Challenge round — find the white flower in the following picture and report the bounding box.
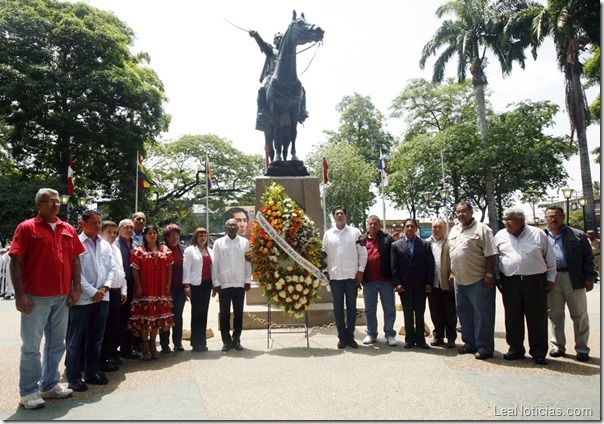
[292,275,299,283]
[313,279,320,288]
[303,288,309,295]
[295,284,303,292]
[286,297,292,303]
[287,285,294,293]
[286,266,293,272]
[279,290,286,298]
[300,297,308,304]
[294,303,301,309]
[275,282,283,290]
[293,294,299,300]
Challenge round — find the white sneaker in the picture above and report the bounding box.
[19,392,45,409]
[387,336,397,346]
[362,335,377,344]
[39,384,73,399]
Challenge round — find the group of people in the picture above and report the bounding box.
[8,189,252,410]
[322,202,597,367]
[6,188,598,410]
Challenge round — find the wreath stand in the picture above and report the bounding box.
[266,301,310,348]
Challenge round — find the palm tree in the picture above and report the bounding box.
[420,0,530,232]
[505,0,599,235]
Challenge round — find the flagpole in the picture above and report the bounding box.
[321,183,328,234]
[381,175,387,233]
[205,152,210,231]
[441,149,446,222]
[135,150,139,213]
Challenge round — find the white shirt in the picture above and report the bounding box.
[322,224,367,280]
[78,232,116,305]
[109,240,127,296]
[211,235,252,289]
[494,224,557,282]
[183,245,214,286]
[431,237,445,288]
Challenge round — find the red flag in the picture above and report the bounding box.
[137,152,155,188]
[322,157,329,185]
[67,156,74,195]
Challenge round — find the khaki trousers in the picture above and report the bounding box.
[547,271,590,354]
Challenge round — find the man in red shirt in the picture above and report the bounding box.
[10,188,85,409]
[362,215,397,346]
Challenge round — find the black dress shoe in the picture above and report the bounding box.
[221,344,232,353]
[446,341,456,348]
[108,357,123,366]
[347,339,359,349]
[417,342,430,349]
[549,349,565,358]
[458,346,477,354]
[161,346,171,354]
[475,351,493,360]
[404,342,415,349]
[174,346,185,352]
[337,340,346,349]
[120,351,141,360]
[192,346,208,352]
[85,372,109,385]
[101,362,119,372]
[533,357,548,365]
[430,338,444,346]
[503,351,525,361]
[232,342,244,351]
[576,352,590,362]
[68,380,88,392]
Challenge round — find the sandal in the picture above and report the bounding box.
[149,340,160,359]
[141,341,152,361]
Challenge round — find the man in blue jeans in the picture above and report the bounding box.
[9,188,85,409]
[448,202,497,360]
[323,206,367,349]
[361,215,397,346]
[65,210,116,392]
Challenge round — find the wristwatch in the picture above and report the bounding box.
[485,273,493,278]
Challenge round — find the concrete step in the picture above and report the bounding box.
[246,284,333,305]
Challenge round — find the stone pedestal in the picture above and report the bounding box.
[217,176,365,330]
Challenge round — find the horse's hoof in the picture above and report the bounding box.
[274,155,283,162]
[291,155,298,161]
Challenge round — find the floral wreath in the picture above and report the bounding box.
[250,183,324,318]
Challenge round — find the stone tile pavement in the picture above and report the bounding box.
[0,284,599,420]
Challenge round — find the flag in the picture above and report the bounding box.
[378,157,388,186]
[67,156,74,195]
[206,155,213,190]
[264,144,270,170]
[322,157,329,185]
[137,152,155,188]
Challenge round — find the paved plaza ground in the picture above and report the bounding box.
[0,284,600,421]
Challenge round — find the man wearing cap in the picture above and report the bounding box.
[544,205,595,362]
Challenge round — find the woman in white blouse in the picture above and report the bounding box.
[183,227,214,352]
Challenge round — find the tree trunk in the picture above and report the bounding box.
[569,70,598,236]
[474,82,499,233]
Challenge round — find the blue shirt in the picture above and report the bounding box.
[404,235,416,257]
[546,227,567,269]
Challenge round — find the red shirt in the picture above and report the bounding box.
[9,215,85,296]
[364,236,384,283]
[168,245,183,290]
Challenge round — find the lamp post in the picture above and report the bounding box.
[578,197,587,229]
[60,194,70,223]
[561,187,574,226]
[422,191,434,218]
[439,188,449,221]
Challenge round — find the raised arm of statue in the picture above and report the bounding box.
[249,30,273,57]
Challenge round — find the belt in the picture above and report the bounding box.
[557,268,569,272]
[109,288,122,292]
[502,273,545,281]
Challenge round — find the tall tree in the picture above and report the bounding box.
[504,0,600,234]
[420,0,530,232]
[145,134,264,232]
[0,0,169,209]
[329,93,394,169]
[307,141,375,229]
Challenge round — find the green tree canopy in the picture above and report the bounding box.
[0,0,169,215]
[144,134,264,233]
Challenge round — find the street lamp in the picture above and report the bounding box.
[78,197,87,207]
[60,194,70,223]
[422,191,434,218]
[561,187,574,225]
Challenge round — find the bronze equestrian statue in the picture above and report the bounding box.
[250,11,324,172]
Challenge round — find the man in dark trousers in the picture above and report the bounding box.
[391,219,435,349]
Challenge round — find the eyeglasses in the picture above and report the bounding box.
[545,214,562,220]
[41,200,61,206]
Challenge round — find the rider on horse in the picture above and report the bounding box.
[249,30,308,132]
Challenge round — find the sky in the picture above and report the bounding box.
[73,0,600,220]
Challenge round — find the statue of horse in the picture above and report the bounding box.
[264,11,324,162]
